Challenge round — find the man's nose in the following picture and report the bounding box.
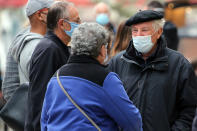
[136,30,143,36]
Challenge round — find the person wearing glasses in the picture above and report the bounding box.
[25,1,81,131]
[41,22,142,131]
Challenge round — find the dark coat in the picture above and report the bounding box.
[108,36,197,131]
[163,21,179,50]
[41,55,142,131]
[25,31,70,131]
[192,109,197,131]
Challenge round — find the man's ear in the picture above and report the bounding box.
[33,11,40,20]
[35,11,44,21]
[59,20,70,31]
[157,28,163,39]
[57,19,65,30]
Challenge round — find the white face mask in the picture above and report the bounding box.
[132,35,154,54]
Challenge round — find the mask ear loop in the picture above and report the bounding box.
[63,19,71,31]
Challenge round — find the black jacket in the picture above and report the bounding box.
[163,21,179,51]
[108,36,197,131]
[192,109,197,131]
[25,31,70,131]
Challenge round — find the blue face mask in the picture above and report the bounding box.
[64,20,79,37]
[96,13,109,25]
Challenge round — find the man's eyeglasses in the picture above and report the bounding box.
[63,18,81,24]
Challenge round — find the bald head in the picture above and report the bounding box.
[94,2,109,15]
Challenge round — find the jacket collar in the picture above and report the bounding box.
[122,36,168,71]
[45,31,69,52]
[68,55,107,67]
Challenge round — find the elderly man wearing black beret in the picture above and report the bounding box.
[108,10,197,131]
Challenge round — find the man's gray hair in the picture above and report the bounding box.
[47,1,72,30]
[71,22,109,58]
[152,18,165,31]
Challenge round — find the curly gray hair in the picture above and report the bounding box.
[71,22,109,58]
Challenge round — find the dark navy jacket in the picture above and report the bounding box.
[41,55,142,131]
[25,31,70,131]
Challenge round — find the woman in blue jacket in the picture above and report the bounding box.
[41,22,142,131]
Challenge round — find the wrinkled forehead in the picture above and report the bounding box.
[132,21,153,29]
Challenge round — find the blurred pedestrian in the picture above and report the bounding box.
[111,20,132,57]
[2,0,54,101]
[108,10,197,131]
[25,1,81,130]
[191,60,197,75]
[94,2,116,34]
[41,22,142,131]
[94,2,116,62]
[147,0,179,50]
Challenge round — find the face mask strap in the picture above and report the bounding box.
[63,19,79,37]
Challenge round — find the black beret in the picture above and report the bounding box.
[125,10,163,26]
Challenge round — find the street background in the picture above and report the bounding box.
[0,0,197,130]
